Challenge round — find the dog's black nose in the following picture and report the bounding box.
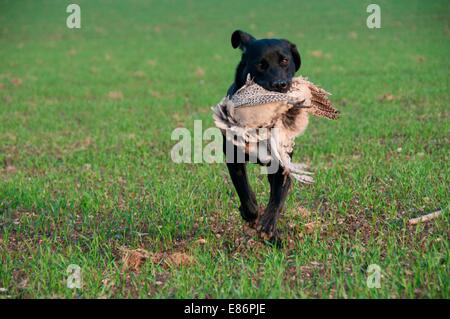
[272,80,289,92]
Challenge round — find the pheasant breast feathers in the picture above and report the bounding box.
[212,75,339,184]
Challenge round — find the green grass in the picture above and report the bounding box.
[0,0,449,298]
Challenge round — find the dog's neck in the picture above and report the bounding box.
[232,60,247,94]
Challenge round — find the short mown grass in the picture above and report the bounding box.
[0,0,448,298]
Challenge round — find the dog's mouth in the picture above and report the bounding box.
[257,80,292,93]
[273,82,291,93]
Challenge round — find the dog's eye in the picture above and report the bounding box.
[280,58,289,66]
[257,61,268,70]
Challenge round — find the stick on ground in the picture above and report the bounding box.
[408,210,442,225]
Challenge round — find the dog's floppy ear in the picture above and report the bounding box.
[231,30,255,50]
[283,40,301,71]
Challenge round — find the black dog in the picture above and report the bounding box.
[224,30,301,243]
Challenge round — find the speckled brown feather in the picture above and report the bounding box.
[212,75,339,184]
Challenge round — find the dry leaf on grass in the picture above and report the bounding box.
[18,279,28,289]
[242,223,258,237]
[348,31,358,39]
[5,165,17,174]
[304,221,321,234]
[3,95,12,104]
[120,247,150,272]
[165,252,194,267]
[310,50,324,58]
[133,70,146,78]
[297,206,311,218]
[67,49,77,56]
[72,137,93,151]
[150,90,162,98]
[108,91,123,100]
[378,93,396,101]
[195,67,205,78]
[414,55,426,63]
[11,78,23,86]
[3,157,16,174]
[195,238,207,245]
[120,247,194,272]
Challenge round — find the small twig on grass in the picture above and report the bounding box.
[408,210,442,225]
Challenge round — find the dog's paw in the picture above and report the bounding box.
[258,229,283,247]
[258,229,274,241]
[256,212,275,234]
[256,220,276,240]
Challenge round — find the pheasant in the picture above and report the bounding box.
[212,75,339,184]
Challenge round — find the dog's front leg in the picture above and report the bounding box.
[223,139,259,224]
[258,165,292,241]
[226,162,259,224]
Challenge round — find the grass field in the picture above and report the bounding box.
[0,0,449,298]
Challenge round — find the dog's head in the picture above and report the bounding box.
[231,30,301,93]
